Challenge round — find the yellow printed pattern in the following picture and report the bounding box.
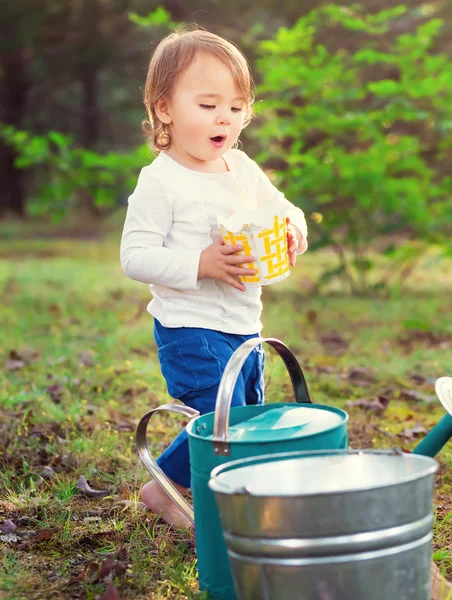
[219,226,261,283]
[220,216,289,284]
[257,215,289,280]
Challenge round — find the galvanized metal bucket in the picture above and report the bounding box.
[137,338,349,599]
[209,449,438,600]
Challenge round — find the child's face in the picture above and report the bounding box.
[161,52,246,170]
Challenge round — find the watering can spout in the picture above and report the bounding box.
[412,378,452,458]
[412,413,452,458]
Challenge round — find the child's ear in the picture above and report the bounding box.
[155,97,172,125]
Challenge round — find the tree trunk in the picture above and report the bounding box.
[81,0,100,150]
[81,63,99,150]
[80,0,101,215]
[0,145,25,216]
[0,51,29,216]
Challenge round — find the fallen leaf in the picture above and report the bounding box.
[47,303,61,316]
[396,388,437,403]
[319,331,349,355]
[80,509,102,517]
[116,421,134,432]
[74,557,126,584]
[97,581,121,600]
[346,395,390,414]
[76,476,109,498]
[83,516,102,523]
[398,329,452,354]
[61,453,79,469]
[306,310,317,325]
[0,501,17,515]
[14,348,40,363]
[117,547,129,563]
[375,426,397,439]
[80,350,95,367]
[97,557,127,580]
[46,383,66,403]
[121,387,147,401]
[410,372,426,385]
[0,533,18,543]
[40,466,55,479]
[73,561,98,583]
[77,530,117,545]
[22,527,58,545]
[347,367,376,386]
[315,364,335,374]
[0,520,17,533]
[4,359,25,371]
[131,347,148,356]
[112,500,147,512]
[399,422,428,440]
[398,388,423,401]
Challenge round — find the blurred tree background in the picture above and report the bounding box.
[0,0,451,290]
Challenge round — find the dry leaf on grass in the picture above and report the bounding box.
[346,395,390,414]
[97,581,122,600]
[4,359,25,371]
[400,422,428,440]
[347,366,377,386]
[0,520,17,533]
[76,476,109,498]
[21,527,58,545]
[73,557,127,584]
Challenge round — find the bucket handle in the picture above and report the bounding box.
[136,404,199,525]
[212,336,311,456]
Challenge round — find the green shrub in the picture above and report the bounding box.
[254,5,452,292]
[0,126,151,220]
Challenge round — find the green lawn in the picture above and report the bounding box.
[1,229,452,599]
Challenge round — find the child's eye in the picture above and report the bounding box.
[200,104,215,109]
[231,107,242,113]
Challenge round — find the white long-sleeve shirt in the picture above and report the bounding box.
[120,149,308,334]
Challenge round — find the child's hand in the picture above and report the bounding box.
[286,217,306,267]
[198,239,256,292]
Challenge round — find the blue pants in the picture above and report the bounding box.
[154,319,265,488]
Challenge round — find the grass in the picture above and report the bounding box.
[0,220,452,598]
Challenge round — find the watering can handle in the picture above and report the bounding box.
[136,404,199,525]
[213,336,311,456]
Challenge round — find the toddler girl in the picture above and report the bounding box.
[120,28,308,527]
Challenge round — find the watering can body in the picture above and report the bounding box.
[187,402,348,598]
[137,337,348,599]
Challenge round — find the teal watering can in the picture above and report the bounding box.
[136,338,452,600]
[136,338,348,599]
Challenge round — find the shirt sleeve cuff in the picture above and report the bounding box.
[177,248,203,290]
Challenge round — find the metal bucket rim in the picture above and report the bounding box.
[186,402,349,442]
[209,448,438,497]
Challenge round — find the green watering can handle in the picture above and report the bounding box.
[213,336,311,457]
[136,404,199,524]
[412,377,452,458]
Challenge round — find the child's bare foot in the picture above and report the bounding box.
[141,479,191,528]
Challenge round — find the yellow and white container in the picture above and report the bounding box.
[219,208,289,287]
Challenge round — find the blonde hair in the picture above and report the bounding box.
[142,28,255,153]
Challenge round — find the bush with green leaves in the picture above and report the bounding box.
[0,126,151,220]
[254,4,452,292]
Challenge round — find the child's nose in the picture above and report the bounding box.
[216,112,231,126]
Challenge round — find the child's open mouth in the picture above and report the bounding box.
[210,135,226,148]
